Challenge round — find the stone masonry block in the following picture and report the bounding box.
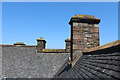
[73,22,79,27]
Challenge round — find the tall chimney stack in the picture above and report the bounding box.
[69,14,100,61]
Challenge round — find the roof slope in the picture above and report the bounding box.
[2,46,69,78]
[56,40,120,79]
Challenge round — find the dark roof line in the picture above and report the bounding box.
[0,44,36,47]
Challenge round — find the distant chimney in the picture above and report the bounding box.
[14,42,25,46]
[36,37,46,50]
[65,38,71,52]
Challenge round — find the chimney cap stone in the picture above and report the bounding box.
[69,14,100,25]
[65,38,71,42]
[37,37,46,43]
[14,42,25,45]
[72,14,100,20]
[37,37,44,40]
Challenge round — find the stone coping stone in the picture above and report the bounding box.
[41,49,69,53]
[72,14,100,20]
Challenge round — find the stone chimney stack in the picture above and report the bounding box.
[65,38,71,52]
[69,14,100,54]
[36,37,46,50]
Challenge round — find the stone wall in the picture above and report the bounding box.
[2,46,69,78]
[73,23,99,49]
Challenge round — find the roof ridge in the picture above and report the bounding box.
[0,44,36,47]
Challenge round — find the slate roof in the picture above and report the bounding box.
[1,45,69,78]
[55,40,120,79]
[1,40,120,79]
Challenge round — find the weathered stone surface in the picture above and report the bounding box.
[94,24,99,27]
[78,23,89,27]
[85,34,92,38]
[69,14,100,55]
[65,38,71,52]
[72,14,100,20]
[73,22,79,27]
[84,40,120,53]
[36,37,46,50]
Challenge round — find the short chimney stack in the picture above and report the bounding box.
[65,38,71,52]
[36,37,46,50]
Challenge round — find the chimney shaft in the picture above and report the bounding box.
[69,14,100,61]
[36,37,46,50]
[65,38,71,52]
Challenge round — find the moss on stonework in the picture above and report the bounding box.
[37,37,44,40]
[41,49,67,53]
[14,42,25,45]
[72,14,100,20]
[65,38,71,42]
